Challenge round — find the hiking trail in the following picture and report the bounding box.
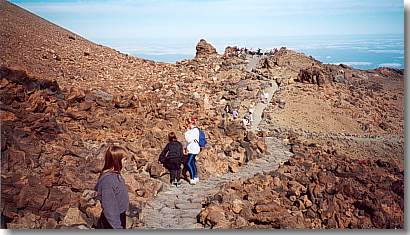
[141,55,292,229]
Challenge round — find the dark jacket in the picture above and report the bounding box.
[95,172,129,229]
[159,140,183,163]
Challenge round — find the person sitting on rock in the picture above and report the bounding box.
[159,132,184,187]
[184,119,201,185]
[95,145,129,229]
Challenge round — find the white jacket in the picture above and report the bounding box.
[185,127,200,154]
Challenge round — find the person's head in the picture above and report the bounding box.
[186,117,197,129]
[187,122,196,130]
[102,145,128,174]
[168,132,177,142]
[190,116,197,125]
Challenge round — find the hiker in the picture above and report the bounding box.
[184,119,201,184]
[264,92,269,103]
[159,132,184,187]
[260,91,265,103]
[232,109,239,120]
[248,108,254,127]
[224,104,231,116]
[95,145,129,229]
[248,104,254,116]
[221,104,230,129]
[242,114,250,128]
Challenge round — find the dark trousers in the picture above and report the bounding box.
[97,211,126,229]
[164,158,181,183]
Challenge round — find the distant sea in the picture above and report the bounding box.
[97,34,404,70]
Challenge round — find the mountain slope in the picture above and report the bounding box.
[0,0,167,95]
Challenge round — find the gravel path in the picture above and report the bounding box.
[141,137,292,229]
[250,83,278,132]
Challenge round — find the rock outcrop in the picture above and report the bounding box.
[195,39,218,58]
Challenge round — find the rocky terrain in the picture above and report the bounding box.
[0,0,404,229]
[198,134,404,229]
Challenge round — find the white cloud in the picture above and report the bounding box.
[368,49,404,54]
[331,61,372,66]
[378,63,402,68]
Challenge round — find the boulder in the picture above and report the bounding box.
[223,46,238,58]
[16,184,49,211]
[6,213,41,229]
[61,207,88,227]
[195,39,217,58]
[148,162,167,178]
[231,199,244,214]
[85,201,102,227]
[256,140,267,153]
[204,207,227,227]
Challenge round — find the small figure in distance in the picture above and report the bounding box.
[264,91,269,104]
[159,132,184,187]
[248,106,254,127]
[232,109,239,120]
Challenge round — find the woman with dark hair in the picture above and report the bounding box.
[159,132,183,187]
[95,145,129,229]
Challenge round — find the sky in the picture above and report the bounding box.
[10,0,404,41]
[9,0,405,67]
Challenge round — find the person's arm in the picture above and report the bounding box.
[99,176,123,229]
[159,144,169,163]
[178,142,184,160]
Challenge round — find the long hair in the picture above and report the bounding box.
[101,145,127,175]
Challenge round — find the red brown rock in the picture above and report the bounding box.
[195,39,218,59]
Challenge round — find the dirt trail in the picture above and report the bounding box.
[141,137,292,229]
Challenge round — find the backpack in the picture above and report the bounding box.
[196,128,207,148]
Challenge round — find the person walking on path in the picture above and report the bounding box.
[248,105,254,127]
[242,113,250,129]
[224,103,231,123]
[224,104,231,115]
[263,91,269,104]
[95,145,129,229]
[159,132,184,187]
[184,119,201,185]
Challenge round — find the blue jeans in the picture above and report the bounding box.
[187,153,198,179]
